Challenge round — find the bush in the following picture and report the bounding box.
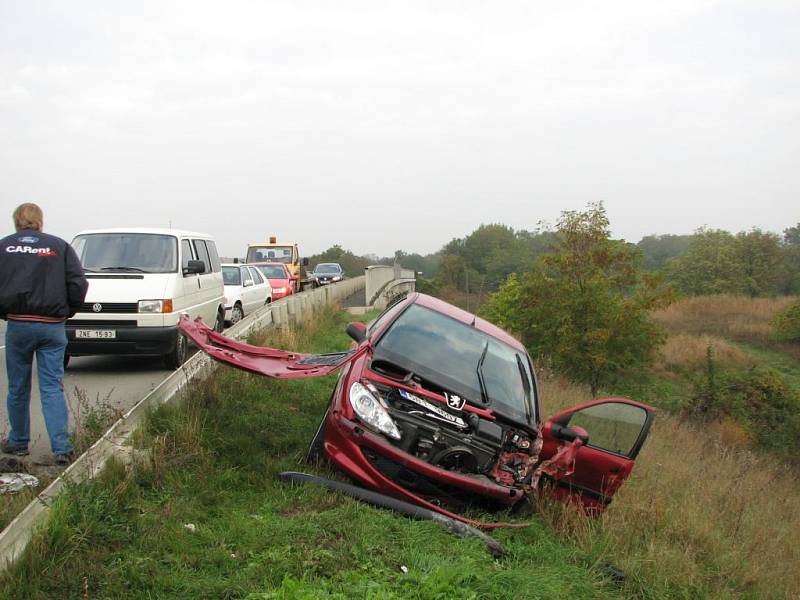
[691,357,800,455]
[771,300,800,343]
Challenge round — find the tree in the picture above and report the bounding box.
[735,229,783,297]
[307,245,369,277]
[480,202,672,396]
[636,234,693,271]
[664,229,741,295]
[782,223,800,294]
[665,228,784,297]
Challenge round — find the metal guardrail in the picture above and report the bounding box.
[0,275,367,571]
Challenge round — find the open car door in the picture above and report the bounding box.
[178,315,362,378]
[539,398,655,513]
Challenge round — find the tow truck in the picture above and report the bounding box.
[245,236,312,293]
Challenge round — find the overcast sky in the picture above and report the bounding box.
[1,0,797,258]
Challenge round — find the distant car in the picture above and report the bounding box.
[180,293,655,527]
[221,263,272,325]
[250,262,294,300]
[311,263,345,286]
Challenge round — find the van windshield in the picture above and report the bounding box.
[72,233,178,274]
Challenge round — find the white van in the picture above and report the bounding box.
[66,228,225,369]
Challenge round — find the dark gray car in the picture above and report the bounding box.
[311,263,345,286]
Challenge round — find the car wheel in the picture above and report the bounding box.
[63,354,71,370]
[230,303,244,324]
[305,407,330,465]
[214,309,225,333]
[163,332,188,369]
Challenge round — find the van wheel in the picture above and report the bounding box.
[214,310,225,333]
[163,332,187,369]
[230,303,244,324]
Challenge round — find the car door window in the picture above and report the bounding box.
[193,240,212,274]
[181,239,195,272]
[249,267,265,285]
[565,402,649,457]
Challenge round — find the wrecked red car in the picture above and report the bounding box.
[179,293,654,528]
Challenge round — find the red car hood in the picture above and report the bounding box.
[178,315,361,378]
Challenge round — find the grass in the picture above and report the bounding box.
[3,301,799,598]
[0,387,125,532]
[1,306,623,600]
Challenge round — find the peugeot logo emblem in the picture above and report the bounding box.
[92,303,103,313]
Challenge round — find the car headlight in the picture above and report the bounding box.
[138,299,173,313]
[332,276,342,281]
[349,382,401,440]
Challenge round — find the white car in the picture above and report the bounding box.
[67,228,226,369]
[222,263,272,325]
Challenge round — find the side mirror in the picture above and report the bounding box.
[302,257,309,266]
[243,279,254,287]
[184,260,205,275]
[550,423,589,445]
[346,322,367,343]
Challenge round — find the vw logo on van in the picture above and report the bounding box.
[92,303,103,313]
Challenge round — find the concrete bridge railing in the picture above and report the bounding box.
[365,264,416,308]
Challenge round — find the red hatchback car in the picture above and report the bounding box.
[179,293,654,527]
[250,262,294,300]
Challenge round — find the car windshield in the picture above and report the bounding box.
[247,246,293,264]
[72,233,177,273]
[315,264,341,274]
[222,266,242,286]
[373,304,535,423]
[255,265,286,279]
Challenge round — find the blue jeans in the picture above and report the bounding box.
[5,320,72,455]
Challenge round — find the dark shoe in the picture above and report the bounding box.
[54,451,74,466]
[1,438,29,456]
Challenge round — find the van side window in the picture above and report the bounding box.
[181,239,194,272]
[193,240,212,274]
[206,241,222,272]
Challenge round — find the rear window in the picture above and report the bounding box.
[222,266,241,285]
[72,233,178,274]
[255,265,286,279]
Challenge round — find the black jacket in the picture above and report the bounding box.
[0,229,88,319]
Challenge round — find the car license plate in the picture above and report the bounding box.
[75,329,116,339]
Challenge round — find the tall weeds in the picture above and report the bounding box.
[539,371,800,599]
[652,295,797,344]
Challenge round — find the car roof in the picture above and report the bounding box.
[316,263,341,268]
[74,227,214,239]
[412,293,526,352]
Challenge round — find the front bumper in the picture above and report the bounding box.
[322,410,523,512]
[65,322,178,356]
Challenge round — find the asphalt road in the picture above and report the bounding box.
[0,320,176,464]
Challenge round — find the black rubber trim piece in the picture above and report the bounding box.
[277,471,504,558]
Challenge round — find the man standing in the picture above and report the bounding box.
[0,203,87,465]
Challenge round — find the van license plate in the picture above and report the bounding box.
[75,329,116,339]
